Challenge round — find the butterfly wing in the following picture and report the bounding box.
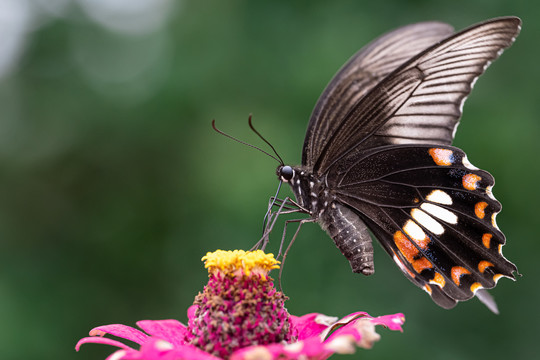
[310,17,521,174]
[331,145,516,308]
[303,21,455,168]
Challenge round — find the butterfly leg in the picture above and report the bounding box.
[252,197,307,251]
[278,217,316,289]
[255,196,310,251]
[269,196,308,213]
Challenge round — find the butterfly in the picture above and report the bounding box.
[274,17,520,311]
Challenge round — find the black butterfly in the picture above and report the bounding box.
[274,17,520,311]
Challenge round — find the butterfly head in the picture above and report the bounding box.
[277,165,294,183]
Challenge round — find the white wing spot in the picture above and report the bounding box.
[393,254,409,274]
[451,121,461,139]
[420,203,458,224]
[426,189,453,205]
[462,155,479,170]
[486,185,496,200]
[458,96,467,114]
[491,212,500,230]
[403,219,427,242]
[470,76,479,90]
[411,208,444,235]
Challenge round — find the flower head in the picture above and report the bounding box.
[76,249,405,360]
[186,249,292,357]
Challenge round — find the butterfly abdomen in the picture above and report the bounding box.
[320,202,374,275]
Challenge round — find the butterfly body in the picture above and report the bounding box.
[275,17,520,310]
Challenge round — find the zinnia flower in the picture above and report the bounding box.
[76,249,405,359]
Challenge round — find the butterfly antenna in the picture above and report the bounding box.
[212,119,282,164]
[248,114,284,165]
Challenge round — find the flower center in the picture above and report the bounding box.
[185,250,294,359]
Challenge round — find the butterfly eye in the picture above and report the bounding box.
[279,165,294,182]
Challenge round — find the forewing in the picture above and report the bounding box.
[332,145,516,308]
[314,17,521,174]
[303,21,455,168]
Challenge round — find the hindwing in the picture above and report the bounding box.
[331,145,516,308]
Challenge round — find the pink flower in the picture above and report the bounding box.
[76,250,405,360]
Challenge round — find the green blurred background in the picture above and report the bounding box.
[0,0,537,359]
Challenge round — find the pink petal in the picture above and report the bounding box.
[318,312,368,341]
[167,345,222,360]
[105,349,143,360]
[138,338,175,360]
[371,313,405,331]
[289,336,328,358]
[290,313,337,340]
[90,324,149,345]
[136,320,188,347]
[333,311,370,324]
[139,338,222,360]
[75,336,135,352]
[323,312,405,351]
[317,320,380,357]
[324,318,379,348]
[323,312,405,341]
[231,337,328,360]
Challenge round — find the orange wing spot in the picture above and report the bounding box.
[498,244,503,254]
[475,202,488,219]
[463,173,482,191]
[430,272,446,288]
[451,266,471,286]
[394,231,419,262]
[412,257,433,273]
[394,231,433,274]
[429,148,453,166]
[470,282,483,293]
[482,233,492,249]
[478,260,494,273]
[424,284,433,295]
[493,274,504,283]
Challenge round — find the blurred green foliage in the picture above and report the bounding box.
[0,1,538,359]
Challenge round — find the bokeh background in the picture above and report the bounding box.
[0,1,538,359]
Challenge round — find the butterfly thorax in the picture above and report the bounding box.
[277,164,375,275]
[278,165,332,219]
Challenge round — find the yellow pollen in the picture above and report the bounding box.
[202,249,280,277]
